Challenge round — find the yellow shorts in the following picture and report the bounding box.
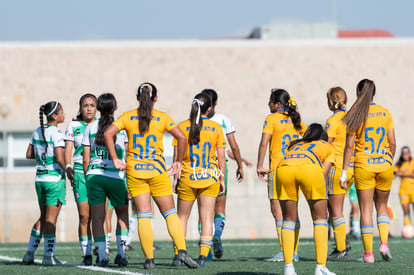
[354,166,393,191]
[267,170,278,200]
[276,164,326,201]
[399,190,414,204]
[127,172,172,198]
[177,179,220,201]
[327,166,355,195]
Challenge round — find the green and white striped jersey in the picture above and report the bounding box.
[82,120,128,180]
[30,125,65,182]
[64,120,88,172]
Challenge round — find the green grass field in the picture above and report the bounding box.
[0,237,413,274]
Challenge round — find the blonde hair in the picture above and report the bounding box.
[327,87,347,112]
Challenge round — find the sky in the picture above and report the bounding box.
[0,0,413,41]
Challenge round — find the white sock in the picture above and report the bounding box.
[126,216,137,245]
[106,233,112,251]
[116,234,128,258]
[44,235,56,257]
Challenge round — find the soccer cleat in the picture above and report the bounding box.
[22,251,34,265]
[81,255,93,266]
[178,250,199,268]
[96,259,109,267]
[284,263,297,275]
[327,249,348,261]
[144,258,155,269]
[315,264,336,275]
[197,255,207,267]
[114,254,128,267]
[153,245,161,251]
[264,251,284,262]
[42,256,62,266]
[171,254,182,266]
[346,239,352,252]
[379,242,392,262]
[357,253,375,263]
[293,253,300,262]
[213,235,223,259]
[125,244,135,251]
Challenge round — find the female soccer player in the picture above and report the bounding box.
[394,146,414,229]
[173,93,226,267]
[341,79,396,263]
[325,87,353,260]
[104,82,199,269]
[277,123,336,275]
[22,101,66,266]
[257,89,306,262]
[82,93,129,267]
[64,93,97,265]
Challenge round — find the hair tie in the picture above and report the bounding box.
[46,101,59,117]
[192,98,204,125]
[288,97,297,107]
[139,84,153,98]
[334,102,339,109]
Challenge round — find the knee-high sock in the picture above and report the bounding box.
[214,213,226,238]
[137,211,154,259]
[352,218,360,234]
[44,234,56,257]
[105,232,112,251]
[163,208,187,251]
[313,219,328,268]
[94,235,107,261]
[360,225,374,253]
[116,229,128,258]
[27,228,43,253]
[332,216,346,251]
[276,220,283,252]
[79,234,92,256]
[404,215,411,226]
[377,214,390,243]
[126,214,137,246]
[200,236,213,257]
[294,220,300,254]
[281,220,295,264]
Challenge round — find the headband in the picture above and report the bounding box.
[46,101,59,117]
[139,84,153,98]
[192,98,204,125]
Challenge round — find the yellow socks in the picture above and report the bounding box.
[377,214,390,243]
[163,208,187,251]
[276,220,284,252]
[313,219,328,268]
[294,220,300,254]
[361,225,374,253]
[404,215,411,226]
[281,220,295,264]
[200,236,213,257]
[137,211,154,259]
[332,216,346,252]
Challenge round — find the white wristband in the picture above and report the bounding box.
[65,164,72,170]
[340,170,347,182]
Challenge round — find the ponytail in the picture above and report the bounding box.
[95,93,117,146]
[137,82,157,134]
[288,123,326,149]
[270,89,302,131]
[189,93,212,145]
[327,87,347,112]
[343,79,376,133]
[39,101,61,154]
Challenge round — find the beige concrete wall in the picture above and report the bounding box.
[0,39,413,242]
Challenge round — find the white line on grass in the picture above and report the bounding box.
[0,255,146,275]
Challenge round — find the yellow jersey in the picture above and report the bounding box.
[173,118,227,188]
[113,108,177,179]
[279,140,335,168]
[394,160,414,191]
[262,111,307,170]
[349,103,394,172]
[326,110,346,168]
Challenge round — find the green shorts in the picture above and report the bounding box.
[86,174,128,207]
[348,183,358,204]
[35,179,66,206]
[73,170,88,203]
[218,162,228,197]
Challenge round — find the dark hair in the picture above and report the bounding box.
[137,82,157,134]
[288,123,326,149]
[188,93,212,145]
[201,89,218,106]
[95,93,117,146]
[270,89,302,131]
[75,93,97,121]
[343,79,376,133]
[396,146,412,168]
[39,101,61,153]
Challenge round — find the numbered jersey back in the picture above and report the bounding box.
[262,111,307,170]
[279,140,335,168]
[353,103,394,172]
